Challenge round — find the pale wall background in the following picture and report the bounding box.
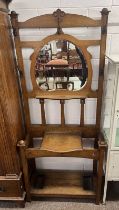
[9,0,119,170]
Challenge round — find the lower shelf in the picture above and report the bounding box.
[30,170,96,198]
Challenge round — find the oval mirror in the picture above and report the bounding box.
[35,40,88,91]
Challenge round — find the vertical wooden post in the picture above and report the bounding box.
[10,11,31,132]
[93,138,98,175]
[60,99,65,126]
[80,99,85,126]
[96,8,110,128]
[39,99,46,125]
[17,140,31,202]
[96,140,106,204]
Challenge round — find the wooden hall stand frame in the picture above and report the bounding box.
[10,8,109,205]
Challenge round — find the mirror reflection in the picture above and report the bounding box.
[35,40,88,91]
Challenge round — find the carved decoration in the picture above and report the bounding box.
[53,9,65,34]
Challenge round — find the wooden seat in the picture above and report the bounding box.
[41,132,82,153]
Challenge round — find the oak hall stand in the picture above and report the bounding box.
[10,8,109,204]
[102,55,119,203]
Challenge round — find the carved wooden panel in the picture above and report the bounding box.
[0,11,24,176]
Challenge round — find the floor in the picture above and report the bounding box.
[0,181,119,209]
[0,200,119,210]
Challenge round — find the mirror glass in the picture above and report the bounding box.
[35,40,88,91]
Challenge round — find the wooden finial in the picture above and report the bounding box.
[10,10,18,18]
[10,11,19,36]
[101,8,110,15]
[18,140,25,146]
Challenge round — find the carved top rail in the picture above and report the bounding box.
[17,10,101,29]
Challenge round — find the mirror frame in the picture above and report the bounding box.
[30,33,93,98]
